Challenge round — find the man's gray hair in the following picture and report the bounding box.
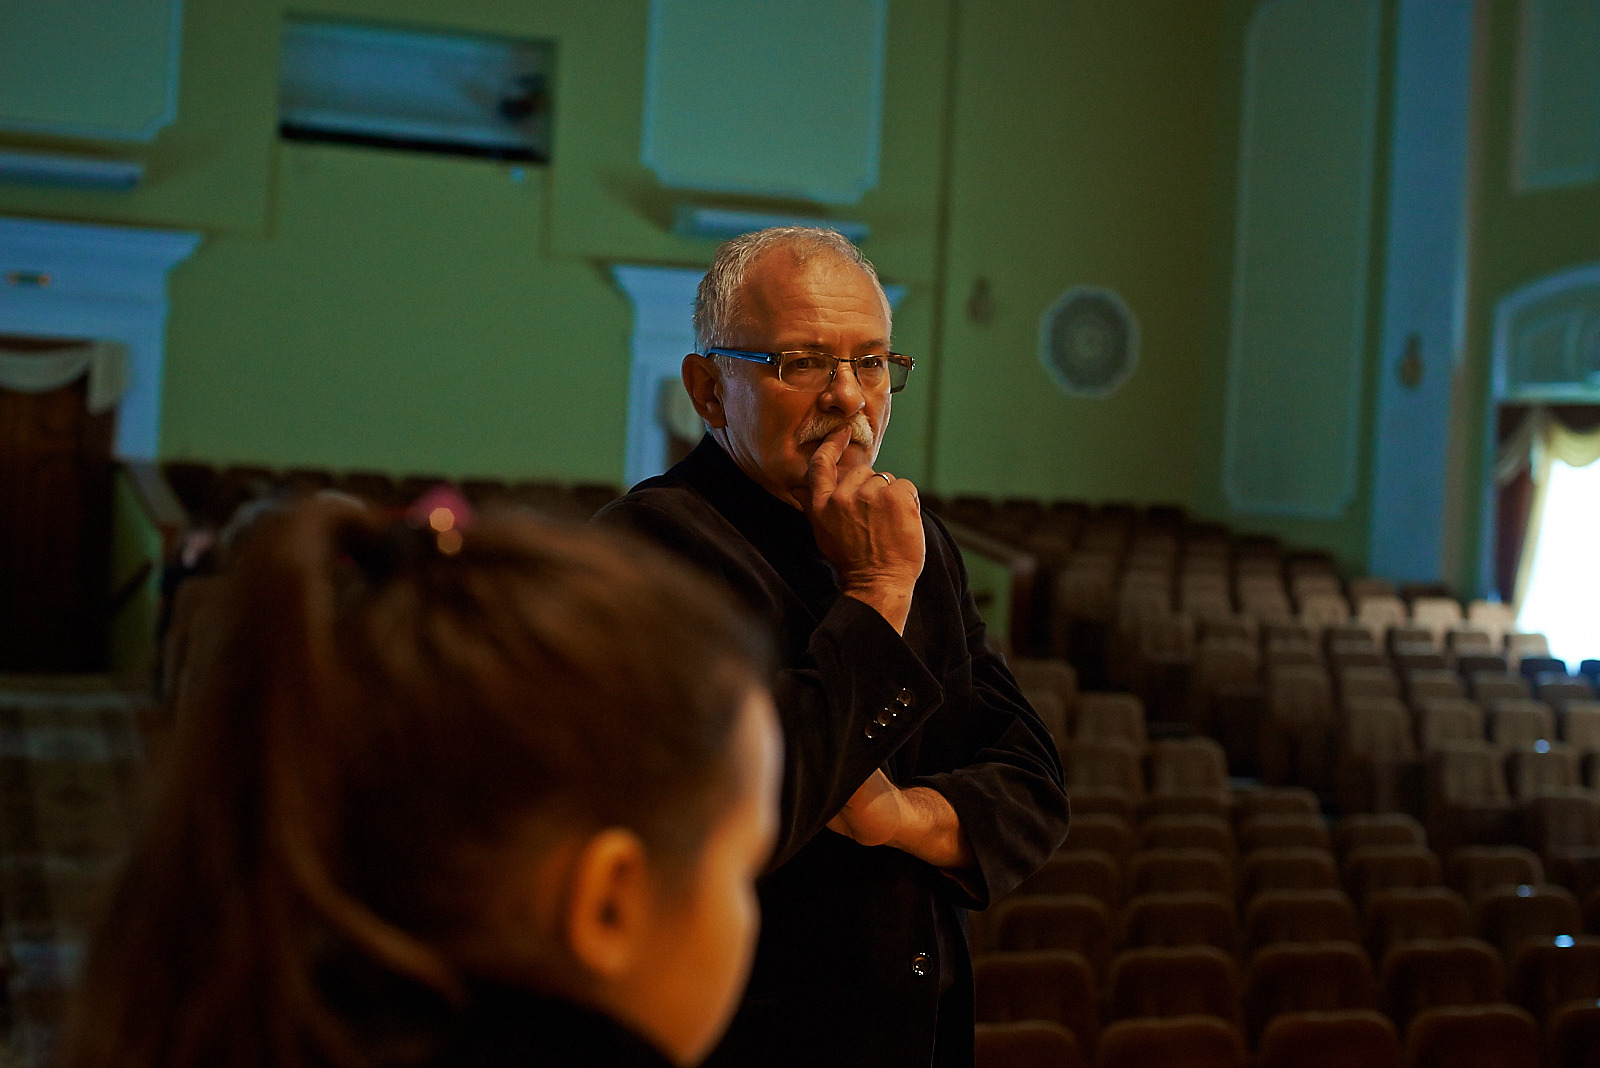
[693,227,891,354]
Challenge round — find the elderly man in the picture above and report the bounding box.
[597,227,1069,1068]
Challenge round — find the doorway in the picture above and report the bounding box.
[0,336,116,674]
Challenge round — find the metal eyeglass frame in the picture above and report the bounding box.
[701,347,915,394]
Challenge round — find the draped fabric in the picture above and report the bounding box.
[0,340,130,413]
[1498,405,1600,608]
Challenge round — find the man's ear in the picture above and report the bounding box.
[682,354,727,429]
[564,828,652,980]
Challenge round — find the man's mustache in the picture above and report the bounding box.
[796,414,875,449]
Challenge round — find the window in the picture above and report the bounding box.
[1516,455,1600,665]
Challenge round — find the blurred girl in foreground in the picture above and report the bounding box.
[60,496,781,1068]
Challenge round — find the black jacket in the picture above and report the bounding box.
[426,982,673,1067]
[596,437,1071,1068]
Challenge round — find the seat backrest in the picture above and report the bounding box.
[1343,845,1442,904]
[974,949,1099,1052]
[1547,1000,1600,1068]
[1094,1015,1247,1068]
[1563,701,1600,750]
[1339,666,1401,701]
[1240,848,1341,900]
[1505,631,1551,662]
[1505,745,1583,800]
[973,1020,1085,1068]
[1377,938,1504,1031]
[1467,600,1516,643]
[1403,1004,1541,1068]
[1521,794,1600,853]
[1244,889,1361,955]
[989,894,1114,976]
[1193,639,1261,696]
[1013,850,1121,910]
[1063,813,1135,865]
[1446,627,1496,655]
[1488,699,1556,747]
[1244,941,1377,1043]
[1239,814,1332,853]
[1300,594,1352,633]
[1405,669,1466,703]
[1010,657,1081,717]
[1066,740,1146,797]
[1139,815,1235,860]
[1415,698,1485,750]
[1340,698,1416,761]
[1469,671,1531,704]
[1507,935,1600,1024]
[1411,597,1464,642]
[1105,945,1242,1024]
[1334,814,1427,856]
[1426,743,1509,807]
[1362,887,1471,962]
[1537,680,1597,711]
[1258,1009,1401,1068]
[1120,891,1239,955]
[1267,666,1335,725]
[1355,596,1408,636]
[1474,884,1582,960]
[1129,848,1235,899]
[1234,787,1322,823]
[1149,738,1230,796]
[1445,846,1545,901]
[1075,692,1147,748]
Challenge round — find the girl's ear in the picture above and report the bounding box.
[681,354,726,429]
[563,828,653,979]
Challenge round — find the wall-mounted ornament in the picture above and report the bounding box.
[1398,333,1424,388]
[1037,286,1139,397]
[965,277,994,325]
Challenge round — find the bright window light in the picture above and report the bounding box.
[1516,457,1600,668]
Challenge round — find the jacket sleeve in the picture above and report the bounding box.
[903,518,1071,911]
[595,493,946,871]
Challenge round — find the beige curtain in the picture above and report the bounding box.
[1512,407,1600,608]
[0,340,130,413]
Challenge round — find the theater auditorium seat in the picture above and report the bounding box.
[1234,787,1321,823]
[1062,813,1135,867]
[1119,891,1238,955]
[1403,1004,1541,1068]
[1377,937,1503,1031]
[974,949,1099,1053]
[1334,814,1427,856]
[1445,846,1545,901]
[1244,890,1361,955]
[1474,884,1583,960]
[1240,848,1341,900]
[1238,814,1331,854]
[1243,941,1376,1043]
[1256,1010,1401,1068]
[1129,848,1235,899]
[1414,698,1485,750]
[1362,887,1471,963]
[1074,692,1148,750]
[1013,849,1121,909]
[974,1020,1085,1068]
[1342,845,1441,906]
[1105,946,1242,1025]
[1139,815,1236,861]
[1547,999,1600,1068]
[1094,1015,1247,1068]
[1506,934,1600,1024]
[988,894,1114,976]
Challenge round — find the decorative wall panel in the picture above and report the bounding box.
[1223,0,1382,517]
[1513,0,1600,192]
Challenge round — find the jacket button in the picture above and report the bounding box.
[911,953,932,978]
[864,723,880,740]
[875,710,893,727]
[896,688,915,708]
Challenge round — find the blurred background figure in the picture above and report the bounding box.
[57,498,781,1068]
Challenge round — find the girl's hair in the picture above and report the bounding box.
[60,497,769,1068]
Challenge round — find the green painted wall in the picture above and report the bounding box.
[1448,0,1600,595]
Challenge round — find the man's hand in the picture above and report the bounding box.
[828,770,975,870]
[796,427,925,634]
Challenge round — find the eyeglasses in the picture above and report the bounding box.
[703,348,915,394]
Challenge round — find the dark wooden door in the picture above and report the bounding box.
[0,342,115,673]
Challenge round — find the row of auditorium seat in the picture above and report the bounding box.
[972,800,1600,1067]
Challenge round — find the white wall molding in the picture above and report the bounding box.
[0,216,200,458]
[612,265,704,488]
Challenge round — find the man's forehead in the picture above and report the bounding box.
[738,251,891,342]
